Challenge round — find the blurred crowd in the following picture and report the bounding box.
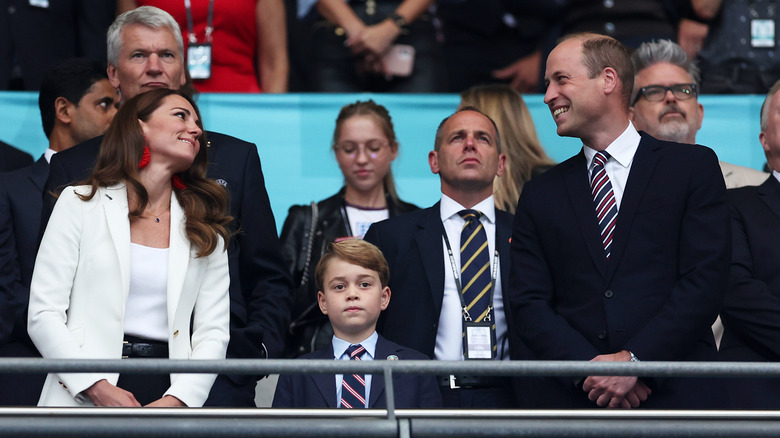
[1,0,778,94]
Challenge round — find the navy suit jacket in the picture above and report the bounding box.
[363,203,520,361]
[0,140,33,172]
[510,134,731,409]
[721,176,780,409]
[0,156,48,405]
[272,335,442,408]
[41,132,293,392]
[0,157,48,345]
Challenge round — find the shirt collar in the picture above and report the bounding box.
[583,121,640,170]
[44,148,57,164]
[440,193,496,224]
[332,331,378,360]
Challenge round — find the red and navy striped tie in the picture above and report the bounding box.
[590,151,618,259]
[340,344,367,408]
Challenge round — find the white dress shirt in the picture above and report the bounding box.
[582,121,641,209]
[332,331,377,408]
[435,194,509,361]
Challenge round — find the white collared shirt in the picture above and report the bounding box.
[435,194,509,361]
[772,169,780,184]
[333,331,377,408]
[44,148,56,164]
[582,121,641,209]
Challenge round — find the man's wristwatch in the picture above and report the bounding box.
[629,351,640,362]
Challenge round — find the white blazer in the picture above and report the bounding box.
[28,184,230,407]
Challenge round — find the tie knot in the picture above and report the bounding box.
[458,209,482,223]
[347,344,366,360]
[593,151,611,167]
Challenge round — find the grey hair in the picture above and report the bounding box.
[107,6,184,67]
[761,80,780,131]
[631,39,700,102]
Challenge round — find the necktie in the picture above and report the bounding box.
[590,151,618,259]
[340,344,367,409]
[458,210,492,322]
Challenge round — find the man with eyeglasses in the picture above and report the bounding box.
[629,39,768,188]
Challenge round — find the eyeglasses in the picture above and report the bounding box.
[633,83,698,105]
[335,140,389,158]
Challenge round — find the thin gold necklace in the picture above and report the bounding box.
[147,205,170,223]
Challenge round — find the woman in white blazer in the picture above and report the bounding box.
[28,88,232,407]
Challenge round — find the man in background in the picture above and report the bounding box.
[721,80,780,409]
[629,39,768,188]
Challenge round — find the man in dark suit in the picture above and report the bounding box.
[41,7,293,407]
[721,79,780,409]
[364,107,521,408]
[0,140,33,172]
[509,34,730,409]
[0,58,118,406]
[509,33,730,409]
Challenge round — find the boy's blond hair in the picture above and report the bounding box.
[315,239,390,291]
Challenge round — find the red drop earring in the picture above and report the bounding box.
[172,174,187,190]
[138,144,151,169]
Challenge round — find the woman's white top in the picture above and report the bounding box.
[124,243,170,342]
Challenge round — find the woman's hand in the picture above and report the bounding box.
[347,20,400,58]
[145,395,186,407]
[84,379,141,407]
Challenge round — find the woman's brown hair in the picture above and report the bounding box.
[332,99,400,204]
[78,88,232,257]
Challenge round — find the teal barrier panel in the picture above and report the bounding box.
[0,92,768,233]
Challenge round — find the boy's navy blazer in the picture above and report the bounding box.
[272,335,442,408]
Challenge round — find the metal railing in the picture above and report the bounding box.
[1,358,780,437]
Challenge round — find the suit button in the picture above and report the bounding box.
[604,290,613,298]
[8,5,16,14]
[598,331,607,340]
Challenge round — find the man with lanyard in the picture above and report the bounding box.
[364,107,520,408]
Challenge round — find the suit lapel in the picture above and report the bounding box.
[758,176,780,221]
[103,185,131,300]
[564,152,609,278]
[368,337,395,408]
[167,193,191,325]
[415,204,446,316]
[606,137,660,281]
[496,211,512,293]
[28,156,49,193]
[310,346,338,408]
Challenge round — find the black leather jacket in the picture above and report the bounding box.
[279,188,418,356]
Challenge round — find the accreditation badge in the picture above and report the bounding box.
[751,19,775,48]
[463,321,496,360]
[187,43,212,79]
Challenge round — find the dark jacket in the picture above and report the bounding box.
[272,334,442,409]
[721,177,780,409]
[279,188,418,357]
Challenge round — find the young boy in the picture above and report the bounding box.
[272,240,442,408]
